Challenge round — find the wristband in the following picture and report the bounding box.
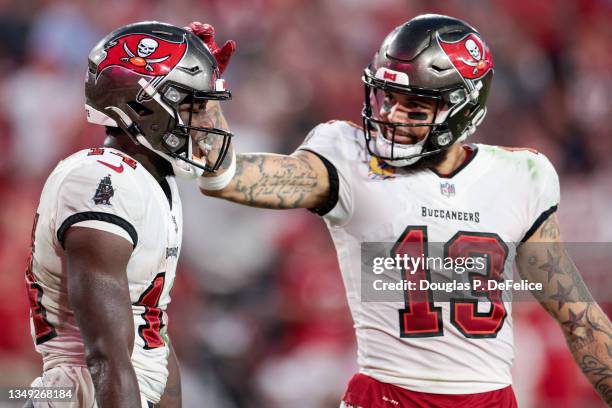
[198,151,236,191]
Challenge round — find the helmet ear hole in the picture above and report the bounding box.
[127,101,154,117]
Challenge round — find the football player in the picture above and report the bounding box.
[199,14,612,407]
[25,21,234,407]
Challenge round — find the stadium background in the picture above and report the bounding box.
[0,0,610,406]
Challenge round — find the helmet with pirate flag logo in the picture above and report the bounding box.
[362,14,494,166]
[85,21,233,178]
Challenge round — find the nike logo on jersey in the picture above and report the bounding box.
[97,160,124,173]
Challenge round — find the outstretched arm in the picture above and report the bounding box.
[187,22,331,210]
[201,149,331,210]
[193,96,331,210]
[516,214,612,405]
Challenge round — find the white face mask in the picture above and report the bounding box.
[372,131,428,166]
[369,103,453,167]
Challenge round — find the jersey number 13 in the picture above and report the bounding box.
[394,226,508,339]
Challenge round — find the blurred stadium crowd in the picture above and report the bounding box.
[0,0,610,407]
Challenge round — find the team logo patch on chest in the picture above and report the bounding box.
[440,182,456,197]
[368,157,396,180]
[93,175,114,205]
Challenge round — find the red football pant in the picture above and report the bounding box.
[341,373,518,408]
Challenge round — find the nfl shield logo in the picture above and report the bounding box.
[440,182,456,197]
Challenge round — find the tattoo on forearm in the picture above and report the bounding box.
[233,154,320,208]
[568,326,596,353]
[586,304,612,341]
[549,281,573,311]
[521,215,612,405]
[563,303,612,405]
[562,307,587,336]
[580,355,612,404]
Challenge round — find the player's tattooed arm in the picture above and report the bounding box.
[201,149,331,209]
[193,102,330,207]
[64,227,141,408]
[516,214,612,405]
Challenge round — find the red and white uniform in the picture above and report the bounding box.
[26,147,182,406]
[299,121,559,397]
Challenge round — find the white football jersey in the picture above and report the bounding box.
[26,147,182,404]
[299,121,560,394]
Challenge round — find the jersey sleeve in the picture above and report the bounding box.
[521,153,560,242]
[297,121,355,227]
[55,158,143,248]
